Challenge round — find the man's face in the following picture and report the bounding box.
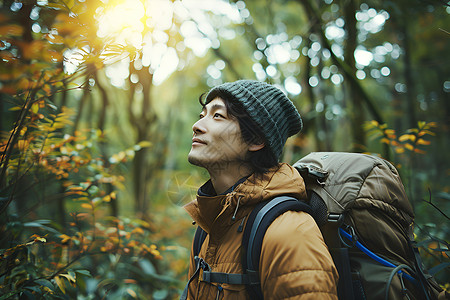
[188,97,250,171]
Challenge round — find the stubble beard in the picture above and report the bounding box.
[188,147,251,178]
[187,151,205,168]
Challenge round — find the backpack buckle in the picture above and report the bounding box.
[296,164,328,183]
[194,256,211,271]
[328,213,344,224]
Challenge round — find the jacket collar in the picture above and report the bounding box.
[184,163,307,235]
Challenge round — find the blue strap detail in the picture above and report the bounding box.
[339,228,417,284]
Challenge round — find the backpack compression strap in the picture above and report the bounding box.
[242,196,313,299]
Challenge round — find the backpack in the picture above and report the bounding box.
[189,152,444,300]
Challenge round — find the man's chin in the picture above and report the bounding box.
[188,154,205,167]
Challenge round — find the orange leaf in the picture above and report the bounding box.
[404,143,414,151]
[418,130,435,137]
[380,138,390,144]
[19,40,45,60]
[60,234,71,243]
[0,24,23,36]
[124,279,137,284]
[416,139,431,146]
[414,148,426,154]
[132,227,144,234]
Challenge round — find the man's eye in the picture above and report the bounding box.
[198,114,204,119]
[214,113,224,118]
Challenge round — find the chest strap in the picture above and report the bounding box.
[203,269,259,285]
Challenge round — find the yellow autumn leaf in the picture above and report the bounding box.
[54,276,66,293]
[399,134,416,142]
[34,237,47,243]
[137,141,152,148]
[17,140,29,151]
[380,138,390,144]
[81,203,92,209]
[59,273,76,283]
[9,106,23,111]
[384,129,395,136]
[404,143,414,151]
[31,103,39,114]
[127,289,137,298]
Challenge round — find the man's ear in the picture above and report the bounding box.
[248,143,265,152]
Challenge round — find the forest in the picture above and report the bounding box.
[0,0,449,298]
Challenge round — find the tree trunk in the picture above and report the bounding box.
[400,19,417,129]
[94,71,118,217]
[342,0,366,152]
[72,82,90,135]
[128,61,156,217]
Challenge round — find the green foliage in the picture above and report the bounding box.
[0,103,183,298]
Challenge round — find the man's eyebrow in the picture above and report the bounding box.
[202,103,227,113]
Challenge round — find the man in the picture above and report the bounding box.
[182,80,338,299]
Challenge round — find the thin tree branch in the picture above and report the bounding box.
[423,188,450,220]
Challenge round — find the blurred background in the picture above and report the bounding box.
[0,0,449,298]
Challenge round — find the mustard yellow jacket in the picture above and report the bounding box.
[183,163,339,299]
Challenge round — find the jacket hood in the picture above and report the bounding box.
[184,163,307,235]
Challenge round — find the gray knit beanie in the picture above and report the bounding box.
[206,80,302,160]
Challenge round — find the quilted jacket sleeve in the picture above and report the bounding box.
[259,210,339,299]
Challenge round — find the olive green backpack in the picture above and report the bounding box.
[292,152,444,300]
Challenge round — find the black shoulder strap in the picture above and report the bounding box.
[193,226,207,257]
[190,197,313,299]
[241,196,312,299]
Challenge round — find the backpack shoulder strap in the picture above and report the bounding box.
[242,196,312,299]
[193,226,207,257]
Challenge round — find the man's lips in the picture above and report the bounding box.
[192,138,207,145]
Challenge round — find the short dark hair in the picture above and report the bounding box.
[199,90,278,174]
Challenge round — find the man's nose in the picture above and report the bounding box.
[192,118,206,134]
